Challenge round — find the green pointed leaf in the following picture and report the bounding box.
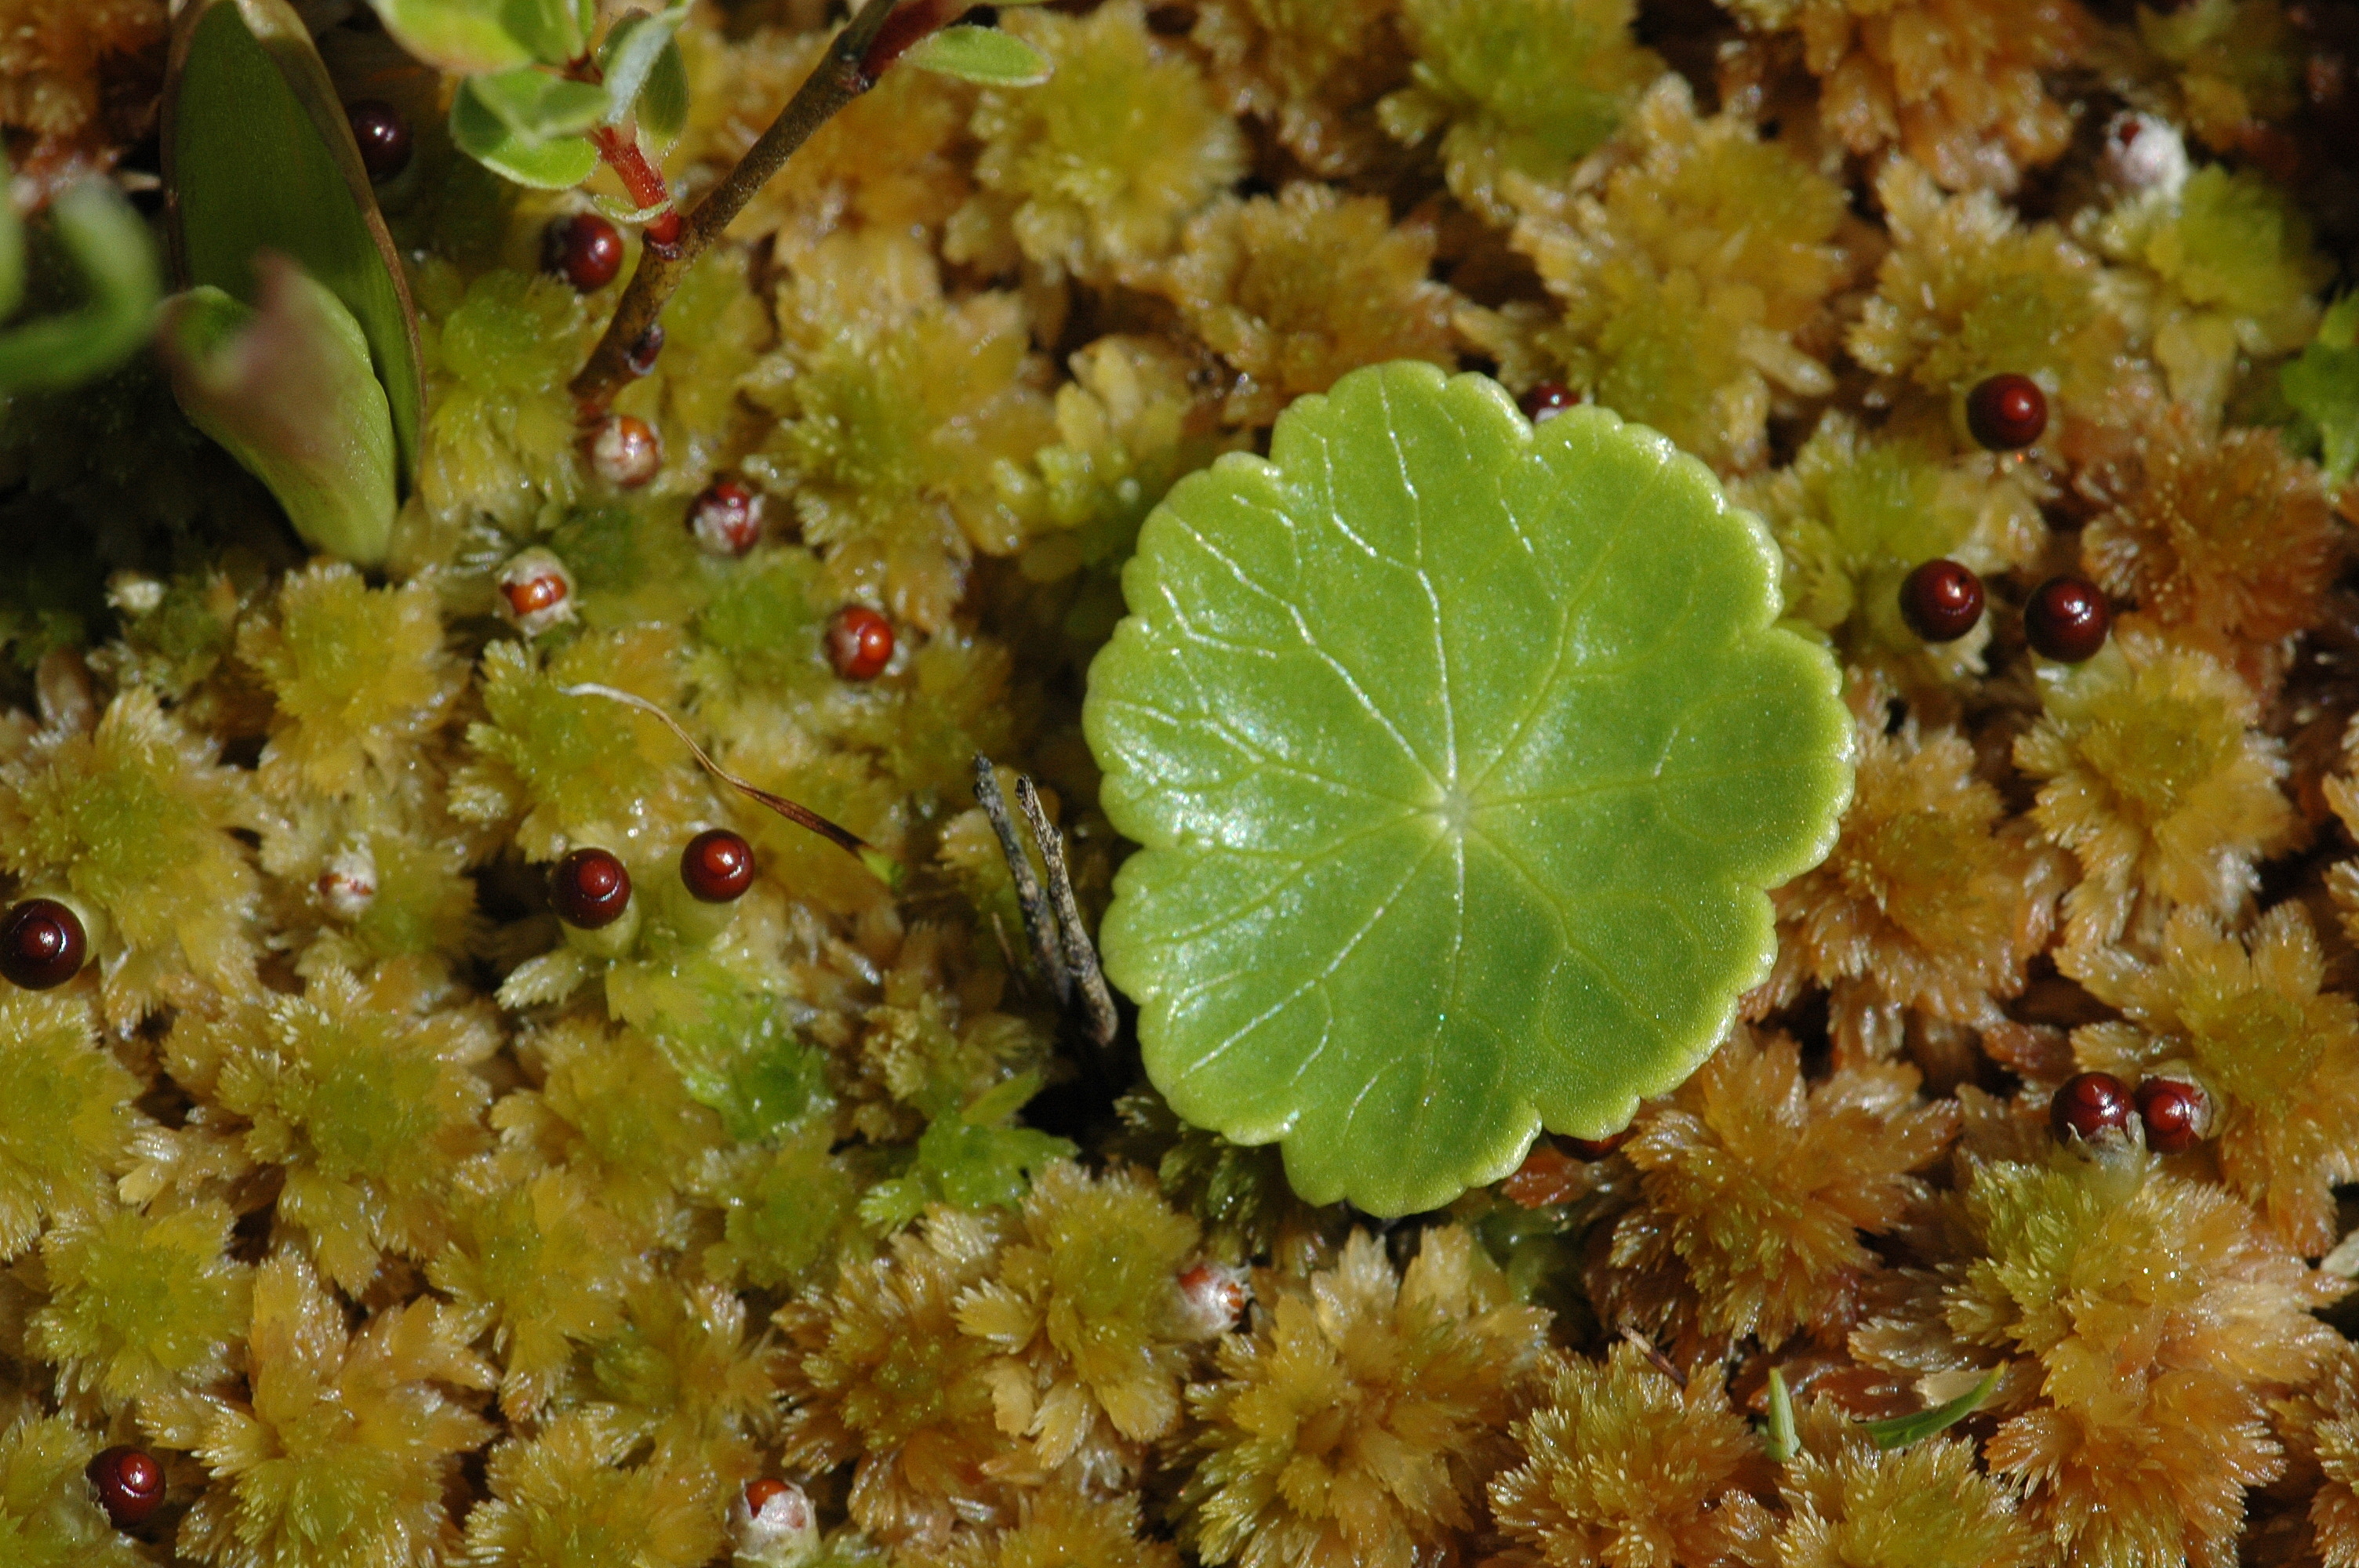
[449,82,602,187]
[1859,1367,2002,1451]
[596,5,691,122]
[165,0,423,486]
[1083,361,1852,1215]
[0,176,162,394]
[158,257,397,567]
[1762,1367,1799,1463]
[360,0,535,72]
[0,154,22,318]
[633,38,689,151]
[900,24,1052,85]
[465,65,610,143]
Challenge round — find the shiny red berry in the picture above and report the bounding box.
[2135,1075,2212,1154]
[545,214,624,292]
[1518,382,1578,423]
[2051,1070,2132,1144]
[550,848,631,929]
[1899,558,1985,642]
[827,606,894,681]
[2,898,87,989]
[87,1445,163,1528]
[682,829,756,903]
[688,478,764,557]
[1965,372,2048,451]
[2025,575,2110,662]
[588,414,662,489]
[346,100,411,183]
[745,1478,792,1515]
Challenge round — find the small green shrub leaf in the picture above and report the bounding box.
[1859,1367,2002,1450]
[464,66,611,143]
[1084,361,1852,1215]
[165,0,423,485]
[2284,293,2359,483]
[900,25,1052,85]
[449,82,602,187]
[0,176,162,394]
[633,38,690,151]
[359,0,535,72]
[597,5,690,123]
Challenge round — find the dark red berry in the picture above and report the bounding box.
[346,99,411,183]
[2051,1070,2133,1144]
[550,848,631,929]
[2025,575,2110,662]
[544,214,624,293]
[682,829,756,903]
[827,606,894,681]
[87,1445,163,1528]
[1518,382,1579,423]
[688,478,764,557]
[2,898,86,990]
[625,324,664,377]
[2135,1075,2212,1154]
[1899,558,1985,642]
[1965,372,2048,451]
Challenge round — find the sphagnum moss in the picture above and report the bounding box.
[3,1,2358,1566]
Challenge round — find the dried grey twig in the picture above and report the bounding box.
[972,756,1118,1047]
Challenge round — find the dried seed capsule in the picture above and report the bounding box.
[2051,1070,2132,1145]
[496,548,576,637]
[1177,1261,1249,1335]
[588,415,662,490]
[681,829,756,903]
[550,848,631,930]
[2135,1073,2213,1154]
[87,1445,164,1528]
[544,213,624,292]
[345,100,412,183]
[687,478,764,557]
[2025,575,2110,662]
[1899,559,1985,642]
[1965,373,2048,451]
[1518,382,1578,423]
[827,606,894,681]
[2,898,87,990]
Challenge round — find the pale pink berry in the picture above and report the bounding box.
[1178,1261,1249,1336]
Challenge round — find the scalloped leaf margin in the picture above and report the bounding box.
[1083,361,1853,1214]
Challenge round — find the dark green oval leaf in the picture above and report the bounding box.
[1084,361,1853,1215]
[900,24,1052,85]
[165,0,423,488]
[449,82,602,187]
[0,176,162,394]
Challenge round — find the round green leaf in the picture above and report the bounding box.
[449,83,601,188]
[1083,361,1852,1215]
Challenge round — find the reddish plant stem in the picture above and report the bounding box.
[569,0,915,413]
[591,126,682,252]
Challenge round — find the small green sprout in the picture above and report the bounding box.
[2284,292,2359,483]
[0,160,161,394]
[1084,361,1852,1215]
[1859,1367,2003,1451]
[1763,1365,1800,1462]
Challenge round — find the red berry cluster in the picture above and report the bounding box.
[2049,1069,2213,1153]
[1897,563,2110,662]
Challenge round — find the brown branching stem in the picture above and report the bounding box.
[569,0,909,412]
